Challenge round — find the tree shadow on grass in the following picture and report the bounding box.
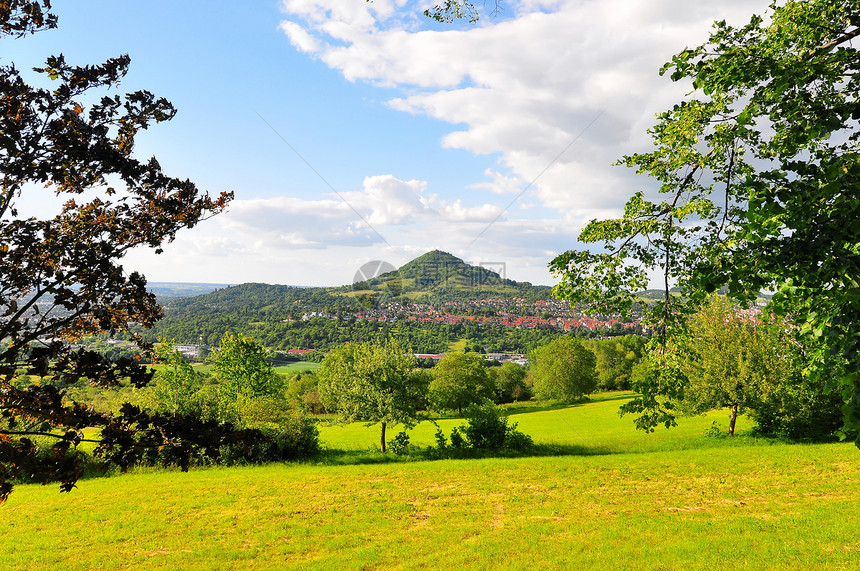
[311,442,611,467]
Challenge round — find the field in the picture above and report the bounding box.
[2,394,858,570]
[273,362,321,374]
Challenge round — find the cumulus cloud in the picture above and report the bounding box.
[279,0,771,219]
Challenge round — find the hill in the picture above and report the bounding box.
[348,249,548,302]
[145,251,616,351]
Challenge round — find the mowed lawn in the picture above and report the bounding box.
[2,394,859,570]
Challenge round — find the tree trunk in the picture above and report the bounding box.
[729,403,739,436]
[380,421,387,453]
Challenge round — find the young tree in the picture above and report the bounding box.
[151,339,204,415]
[428,352,494,413]
[490,361,530,404]
[207,332,283,424]
[675,295,792,435]
[529,337,597,402]
[208,333,281,398]
[0,1,235,500]
[317,339,427,452]
[549,1,860,440]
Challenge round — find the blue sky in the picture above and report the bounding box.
[7,0,770,287]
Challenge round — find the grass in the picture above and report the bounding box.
[273,362,320,374]
[2,393,859,570]
[447,338,468,353]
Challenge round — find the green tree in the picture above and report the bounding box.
[529,337,597,402]
[0,1,235,500]
[549,1,860,440]
[585,336,645,391]
[207,332,282,424]
[151,339,204,415]
[675,295,793,435]
[490,362,530,404]
[317,338,428,452]
[428,352,495,413]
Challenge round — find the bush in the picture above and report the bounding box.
[387,431,412,455]
[218,411,320,465]
[462,401,508,451]
[751,378,844,441]
[455,400,534,453]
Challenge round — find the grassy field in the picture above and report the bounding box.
[2,394,858,570]
[273,362,320,374]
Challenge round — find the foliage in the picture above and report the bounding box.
[428,352,494,413]
[150,339,204,416]
[284,371,324,414]
[317,338,428,452]
[216,412,320,465]
[208,332,281,398]
[0,1,236,501]
[387,431,412,455]
[431,400,534,455]
[584,335,645,391]
[529,337,597,402]
[677,295,798,435]
[549,0,860,441]
[207,332,282,424]
[489,361,530,404]
[422,0,502,24]
[751,377,844,441]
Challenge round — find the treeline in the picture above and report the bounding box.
[148,311,640,354]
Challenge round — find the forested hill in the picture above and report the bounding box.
[145,251,598,352]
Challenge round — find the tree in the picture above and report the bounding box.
[529,337,597,402]
[428,352,494,413]
[675,295,793,435]
[207,332,283,424]
[549,1,860,441]
[585,336,645,391]
[317,338,427,452]
[489,361,530,404]
[0,1,236,501]
[151,339,204,416]
[208,333,280,398]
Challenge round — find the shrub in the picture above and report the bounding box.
[217,411,320,465]
[387,431,412,455]
[462,401,508,451]
[460,400,534,453]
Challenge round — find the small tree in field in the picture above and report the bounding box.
[429,352,494,413]
[207,332,283,424]
[317,338,427,452]
[673,294,843,438]
[529,337,597,402]
[675,295,791,435]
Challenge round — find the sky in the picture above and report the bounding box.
[5,0,772,287]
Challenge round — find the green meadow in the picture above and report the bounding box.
[2,393,858,570]
[273,362,321,374]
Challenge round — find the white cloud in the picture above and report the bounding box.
[129,0,780,288]
[279,20,321,53]
[279,0,771,221]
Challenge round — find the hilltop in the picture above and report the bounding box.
[348,250,547,304]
